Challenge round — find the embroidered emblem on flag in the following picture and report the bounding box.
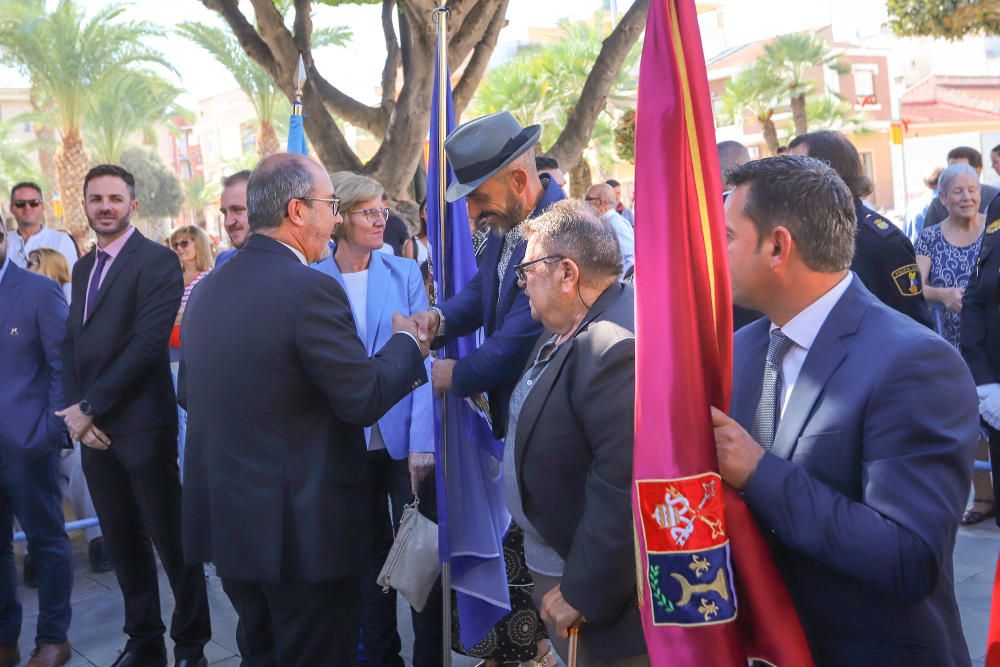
[636,473,727,552]
[646,545,737,626]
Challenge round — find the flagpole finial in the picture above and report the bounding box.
[294,54,307,98]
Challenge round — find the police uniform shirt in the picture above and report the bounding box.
[851,199,930,327]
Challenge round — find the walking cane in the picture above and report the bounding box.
[567,626,580,667]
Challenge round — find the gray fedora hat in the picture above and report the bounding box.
[444,111,542,202]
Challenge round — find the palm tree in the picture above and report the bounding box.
[0,117,41,200]
[764,33,848,136]
[0,0,171,243]
[176,21,350,161]
[720,62,785,156]
[85,70,187,164]
[182,176,219,227]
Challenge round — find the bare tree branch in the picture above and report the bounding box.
[547,0,649,170]
[248,0,298,77]
[201,0,279,74]
[302,79,363,172]
[292,0,312,54]
[379,0,401,115]
[312,71,387,135]
[447,0,496,66]
[453,0,508,117]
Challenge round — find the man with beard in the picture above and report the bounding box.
[215,171,250,267]
[410,111,564,438]
[59,165,210,667]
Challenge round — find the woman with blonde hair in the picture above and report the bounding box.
[27,248,71,304]
[168,225,213,351]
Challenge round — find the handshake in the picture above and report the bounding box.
[391,309,442,359]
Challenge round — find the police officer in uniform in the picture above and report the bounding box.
[788,130,930,326]
[961,218,1000,527]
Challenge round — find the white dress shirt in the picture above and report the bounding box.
[771,273,853,416]
[277,240,307,265]
[602,209,635,276]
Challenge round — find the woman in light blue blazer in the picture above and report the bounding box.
[311,172,438,666]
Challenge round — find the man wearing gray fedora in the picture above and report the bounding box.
[412,111,565,439]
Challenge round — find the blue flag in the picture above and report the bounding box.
[426,47,512,648]
[287,100,308,155]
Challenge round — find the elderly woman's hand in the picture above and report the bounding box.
[942,286,965,314]
[408,452,435,495]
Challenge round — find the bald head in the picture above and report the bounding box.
[718,141,751,191]
[585,183,616,214]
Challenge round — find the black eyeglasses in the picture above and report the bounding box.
[513,255,564,282]
[298,196,341,217]
[12,199,41,209]
[583,196,602,202]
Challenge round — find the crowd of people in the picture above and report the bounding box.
[0,105,996,667]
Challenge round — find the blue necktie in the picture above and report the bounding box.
[85,250,109,322]
[751,329,794,451]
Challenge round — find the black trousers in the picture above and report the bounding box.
[988,426,1000,527]
[361,449,443,667]
[81,427,210,660]
[221,576,361,666]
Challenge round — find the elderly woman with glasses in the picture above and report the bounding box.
[311,172,438,666]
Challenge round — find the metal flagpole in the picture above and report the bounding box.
[433,4,452,666]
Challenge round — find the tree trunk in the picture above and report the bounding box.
[546,0,649,173]
[258,120,282,159]
[569,157,592,199]
[55,129,91,245]
[761,117,780,156]
[791,93,808,136]
[35,126,59,202]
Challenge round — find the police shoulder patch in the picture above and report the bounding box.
[987,219,1000,235]
[891,263,923,297]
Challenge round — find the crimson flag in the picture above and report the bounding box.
[631,0,815,664]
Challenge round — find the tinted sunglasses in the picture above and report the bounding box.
[12,199,41,209]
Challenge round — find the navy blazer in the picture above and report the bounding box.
[312,246,433,460]
[733,277,975,666]
[0,262,69,455]
[179,235,426,583]
[437,177,563,437]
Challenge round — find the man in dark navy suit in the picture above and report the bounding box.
[409,111,562,437]
[713,156,975,666]
[0,222,73,667]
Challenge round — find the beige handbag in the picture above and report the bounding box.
[376,497,440,612]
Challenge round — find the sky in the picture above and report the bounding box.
[0,0,634,105]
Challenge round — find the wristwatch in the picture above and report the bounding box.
[79,399,94,417]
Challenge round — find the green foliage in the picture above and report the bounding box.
[119,145,183,219]
[0,117,40,199]
[0,0,172,137]
[468,12,640,171]
[719,61,784,126]
[887,0,1000,39]
[183,176,220,214]
[85,70,184,163]
[763,33,847,101]
[614,108,635,164]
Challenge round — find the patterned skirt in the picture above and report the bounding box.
[451,524,548,663]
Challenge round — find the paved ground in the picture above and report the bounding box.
[8,522,999,666]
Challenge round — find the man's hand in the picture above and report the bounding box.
[981,391,1000,430]
[392,313,430,358]
[942,287,965,314]
[409,309,441,343]
[711,406,765,491]
[408,452,435,495]
[55,403,93,442]
[80,424,111,450]
[540,585,583,639]
[432,358,457,395]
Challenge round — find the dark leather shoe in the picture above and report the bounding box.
[110,648,167,667]
[174,658,206,667]
[0,644,20,667]
[23,552,38,588]
[88,537,113,573]
[26,641,71,667]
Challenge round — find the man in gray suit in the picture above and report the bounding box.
[713,155,976,666]
[507,200,647,666]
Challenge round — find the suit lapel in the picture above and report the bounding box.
[365,253,389,354]
[85,231,142,326]
[514,335,571,483]
[769,280,868,460]
[0,264,25,332]
[733,323,769,431]
[496,240,527,326]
